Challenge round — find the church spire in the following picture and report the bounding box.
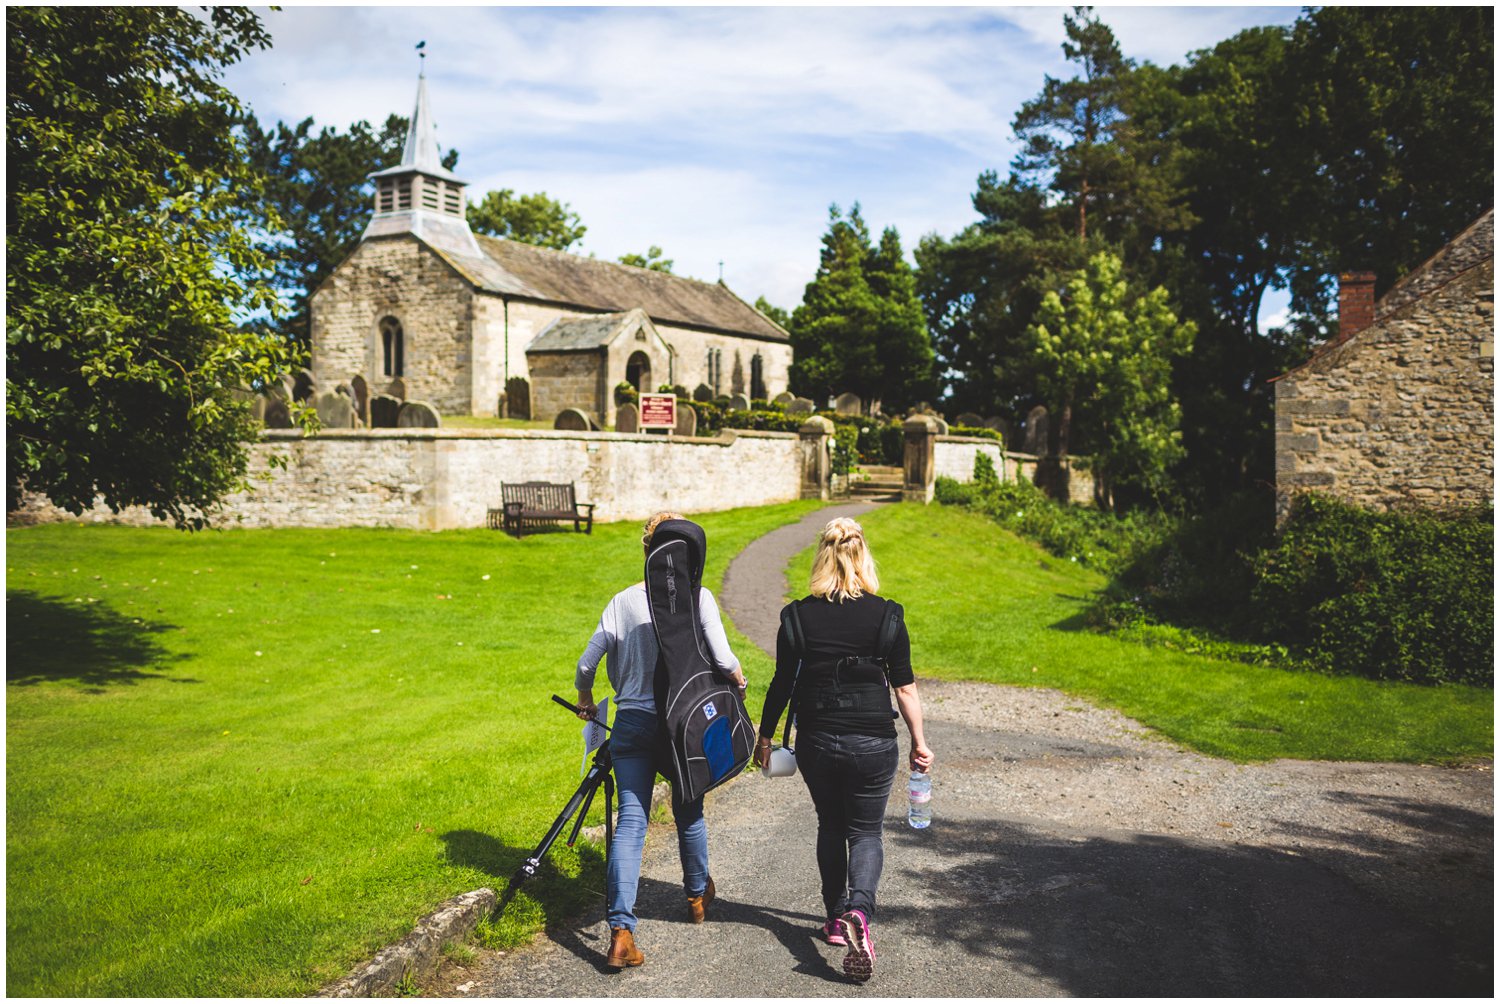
[362,54,480,258]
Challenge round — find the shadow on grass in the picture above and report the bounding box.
[6,590,193,689]
[441,829,608,956]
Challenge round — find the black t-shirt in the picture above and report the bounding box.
[759,593,913,739]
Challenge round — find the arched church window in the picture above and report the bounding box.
[380,317,405,378]
[750,353,766,401]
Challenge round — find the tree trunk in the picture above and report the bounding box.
[1057,398,1072,458]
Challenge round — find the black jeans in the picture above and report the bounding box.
[795,730,899,922]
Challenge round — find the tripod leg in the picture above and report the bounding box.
[604,773,614,867]
[567,783,599,847]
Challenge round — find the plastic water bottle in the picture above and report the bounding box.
[907,770,932,829]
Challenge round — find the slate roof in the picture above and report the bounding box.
[528,309,660,352]
[425,234,789,343]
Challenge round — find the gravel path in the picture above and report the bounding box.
[428,502,1493,997]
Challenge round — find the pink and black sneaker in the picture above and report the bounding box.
[820,918,847,946]
[837,909,874,982]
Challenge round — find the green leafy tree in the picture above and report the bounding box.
[244,114,454,343]
[1012,6,1189,246]
[7,6,305,528]
[617,245,674,273]
[915,172,1084,416]
[1025,252,1195,505]
[753,296,791,331]
[467,188,586,251]
[1291,6,1494,300]
[791,205,935,411]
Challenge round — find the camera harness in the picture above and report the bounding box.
[778,598,904,752]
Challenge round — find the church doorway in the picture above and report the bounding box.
[625,351,652,393]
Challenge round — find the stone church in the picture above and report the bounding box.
[309,72,794,428]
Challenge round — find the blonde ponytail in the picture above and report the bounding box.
[808,516,879,601]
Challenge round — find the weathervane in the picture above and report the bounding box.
[416,39,426,75]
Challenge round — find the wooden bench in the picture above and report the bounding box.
[488,481,595,537]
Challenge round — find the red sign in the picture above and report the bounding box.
[638,393,677,429]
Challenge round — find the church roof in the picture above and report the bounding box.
[425,234,789,343]
[528,309,662,352]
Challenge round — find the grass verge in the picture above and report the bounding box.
[5,500,821,996]
[787,503,1492,764]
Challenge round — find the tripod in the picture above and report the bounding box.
[500,695,615,910]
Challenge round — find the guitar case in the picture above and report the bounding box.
[645,518,754,805]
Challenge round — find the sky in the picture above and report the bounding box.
[224,4,1304,321]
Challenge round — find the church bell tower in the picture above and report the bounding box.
[361,66,482,259]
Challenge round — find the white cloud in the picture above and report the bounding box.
[226,5,1307,307]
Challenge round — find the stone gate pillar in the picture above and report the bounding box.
[903,414,939,503]
[799,416,833,500]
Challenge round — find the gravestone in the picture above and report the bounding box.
[504,376,531,420]
[396,401,441,428]
[554,408,592,431]
[350,375,370,423]
[315,391,357,428]
[932,416,949,435]
[262,394,293,429]
[292,369,317,403]
[616,402,639,434]
[674,403,698,437]
[835,392,862,416]
[787,397,815,414]
[727,393,749,412]
[1023,405,1049,455]
[369,394,402,428]
[955,412,984,428]
[692,384,714,402]
[386,376,406,401]
[985,417,1012,447]
[773,391,794,407]
[247,393,267,424]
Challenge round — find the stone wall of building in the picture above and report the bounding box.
[15,428,806,530]
[310,237,475,413]
[1275,256,1494,517]
[527,351,607,427]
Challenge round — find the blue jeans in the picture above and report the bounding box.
[607,708,709,932]
[796,730,899,922]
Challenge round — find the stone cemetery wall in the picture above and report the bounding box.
[17,428,806,530]
[932,436,1007,484]
[1275,245,1493,517]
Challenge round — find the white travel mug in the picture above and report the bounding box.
[764,745,798,778]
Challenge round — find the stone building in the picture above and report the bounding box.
[309,72,793,428]
[1273,210,1494,518]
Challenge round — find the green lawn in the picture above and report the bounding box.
[789,504,1492,764]
[5,501,819,997]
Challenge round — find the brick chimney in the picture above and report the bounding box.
[1336,271,1377,343]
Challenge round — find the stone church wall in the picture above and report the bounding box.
[1275,258,1494,518]
[664,325,793,400]
[528,350,607,426]
[310,238,476,414]
[16,429,805,530]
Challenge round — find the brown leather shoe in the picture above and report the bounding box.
[606,926,644,969]
[687,875,716,924]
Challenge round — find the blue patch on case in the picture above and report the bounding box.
[703,715,733,781]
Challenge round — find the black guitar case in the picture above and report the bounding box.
[645,518,754,805]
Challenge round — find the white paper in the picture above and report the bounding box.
[582,697,609,774]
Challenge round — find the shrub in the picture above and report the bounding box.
[614,382,638,406]
[830,423,860,475]
[1250,495,1493,685]
[879,423,905,466]
[949,425,1005,445]
[938,468,1173,575]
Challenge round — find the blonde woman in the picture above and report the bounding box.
[575,511,747,969]
[754,516,933,983]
